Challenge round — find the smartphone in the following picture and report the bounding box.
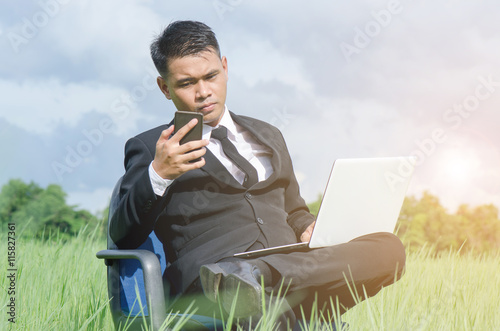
[174,111,203,161]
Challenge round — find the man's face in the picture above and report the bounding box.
[158,49,228,127]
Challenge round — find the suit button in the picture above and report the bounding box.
[245,193,253,200]
[257,217,264,225]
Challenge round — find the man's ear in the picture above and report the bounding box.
[157,76,172,100]
[221,56,228,80]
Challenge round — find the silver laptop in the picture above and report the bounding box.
[234,156,416,258]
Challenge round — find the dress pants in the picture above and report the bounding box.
[169,232,405,324]
[259,232,406,319]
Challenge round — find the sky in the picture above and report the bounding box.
[1,0,500,215]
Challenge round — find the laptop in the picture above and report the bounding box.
[234,156,416,258]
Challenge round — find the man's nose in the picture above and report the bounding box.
[195,81,211,100]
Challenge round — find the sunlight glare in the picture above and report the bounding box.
[440,148,480,185]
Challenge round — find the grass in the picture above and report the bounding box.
[1,225,112,330]
[1,227,500,330]
[342,247,500,330]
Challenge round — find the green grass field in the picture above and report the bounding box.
[1,228,500,331]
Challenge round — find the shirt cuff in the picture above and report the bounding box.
[148,162,174,196]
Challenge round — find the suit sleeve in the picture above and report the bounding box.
[109,135,168,249]
[278,131,316,238]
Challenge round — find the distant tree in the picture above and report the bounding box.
[96,204,109,238]
[307,194,322,217]
[455,203,500,252]
[397,191,500,254]
[0,179,104,240]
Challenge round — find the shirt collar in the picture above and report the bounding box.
[204,105,238,139]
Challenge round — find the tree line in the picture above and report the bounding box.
[1,179,499,254]
[397,191,500,254]
[0,179,106,240]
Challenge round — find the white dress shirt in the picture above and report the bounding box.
[149,106,273,196]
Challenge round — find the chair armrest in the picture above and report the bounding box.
[96,249,167,330]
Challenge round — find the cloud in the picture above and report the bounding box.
[0,113,124,194]
[0,78,126,133]
[1,0,164,83]
[227,38,313,93]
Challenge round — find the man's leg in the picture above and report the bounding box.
[198,232,405,325]
[259,232,406,319]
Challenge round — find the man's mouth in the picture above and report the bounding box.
[198,102,216,112]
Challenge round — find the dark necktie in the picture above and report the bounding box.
[211,126,258,188]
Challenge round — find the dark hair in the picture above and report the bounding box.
[150,20,221,77]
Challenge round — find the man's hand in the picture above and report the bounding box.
[300,221,315,242]
[152,118,209,180]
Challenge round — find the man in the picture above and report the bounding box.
[110,20,405,327]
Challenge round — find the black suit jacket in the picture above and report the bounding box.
[110,111,314,293]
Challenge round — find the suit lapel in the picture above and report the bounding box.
[229,112,283,186]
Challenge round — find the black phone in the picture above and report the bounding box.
[174,111,203,161]
[174,111,203,145]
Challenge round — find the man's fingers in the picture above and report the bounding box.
[185,155,206,168]
[170,153,206,176]
[153,120,207,179]
[187,146,207,161]
[170,118,199,143]
[159,126,175,142]
[300,221,316,242]
[175,146,207,164]
[177,139,209,154]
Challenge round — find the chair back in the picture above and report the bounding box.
[103,177,223,330]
